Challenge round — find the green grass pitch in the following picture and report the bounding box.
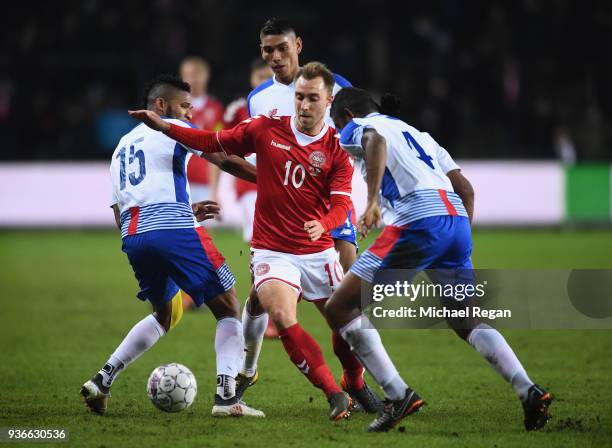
[1,229,611,447]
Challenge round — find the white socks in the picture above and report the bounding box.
[214,317,245,400]
[216,374,237,401]
[98,314,245,400]
[337,317,535,402]
[241,299,269,377]
[468,323,534,400]
[340,315,408,401]
[215,317,245,379]
[99,314,165,388]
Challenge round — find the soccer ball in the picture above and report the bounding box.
[147,363,197,412]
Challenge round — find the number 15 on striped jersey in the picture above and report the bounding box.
[116,137,146,190]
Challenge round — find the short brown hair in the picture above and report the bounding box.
[296,62,335,94]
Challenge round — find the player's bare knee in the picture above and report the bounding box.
[268,308,296,331]
[158,316,172,332]
[329,284,359,316]
[446,317,472,341]
[266,305,282,322]
[334,240,357,272]
[454,328,472,341]
[247,290,265,315]
[153,305,172,332]
[256,282,298,328]
[324,297,341,325]
[224,294,241,319]
[207,290,241,320]
[247,299,266,316]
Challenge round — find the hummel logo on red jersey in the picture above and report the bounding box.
[297,359,310,375]
[271,140,291,151]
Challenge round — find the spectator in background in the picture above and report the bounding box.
[179,56,225,204]
[219,59,273,243]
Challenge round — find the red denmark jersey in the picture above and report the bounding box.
[187,95,225,185]
[217,115,353,254]
[223,98,257,199]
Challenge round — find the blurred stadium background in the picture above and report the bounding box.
[1,0,611,228]
[2,2,612,446]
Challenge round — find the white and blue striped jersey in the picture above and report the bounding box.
[110,118,202,238]
[246,73,351,124]
[339,113,467,226]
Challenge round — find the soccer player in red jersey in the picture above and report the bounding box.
[236,20,380,412]
[130,62,362,421]
[179,56,225,204]
[251,19,358,272]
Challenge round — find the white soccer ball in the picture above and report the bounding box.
[147,363,197,412]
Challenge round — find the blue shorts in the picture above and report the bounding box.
[331,208,358,247]
[350,215,472,283]
[122,227,236,306]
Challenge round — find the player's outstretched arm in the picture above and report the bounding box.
[203,153,257,184]
[128,109,224,154]
[447,169,474,223]
[359,128,387,238]
[128,110,170,132]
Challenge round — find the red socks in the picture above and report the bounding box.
[279,324,341,399]
[332,330,365,390]
[278,324,365,396]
